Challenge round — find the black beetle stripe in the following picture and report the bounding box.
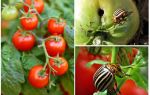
[93,66,104,78]
[94,68,109,87]
[93,70,105,81]
[94,68,110,88]
[97,71,111,91]
[93,66,106,80]
[93,67,105,81]
[102,73,114,91]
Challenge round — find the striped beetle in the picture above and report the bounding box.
[112,9,129,24]
[93,64,126,95]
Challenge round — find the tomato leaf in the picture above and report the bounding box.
[21,53,44,70]
[22,81,49,95]
[86,59,109,67]
[64,26,74,49]
[1,44,25,95]
[60,75,74,95]
[31,47,45,57]
[126,48,148,90]
[93,91,107,95]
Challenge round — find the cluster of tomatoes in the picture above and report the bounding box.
[10,0,68,88]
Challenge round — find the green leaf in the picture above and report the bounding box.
[41,3,61,18]
[118,48,130,65]
[64,26,74,49]
[93,91,107,95]
[31,47,44,57]
[1,44,25,95]
[68,58,74,75]
[60,75,74,95]
[86,59,109,67]
[22,81,49,95]
[21,53,44,70]
[125,47,148,90]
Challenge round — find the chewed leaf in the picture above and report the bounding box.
[86,59,109,68]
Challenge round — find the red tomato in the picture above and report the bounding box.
[24,0,44,14]
[76,47,108,95]
[120,79,148,95]
[47,18,66,35]
[49,57,68,76]
[28,65,49,88]
[20,14,38,30]
[12,30,35,51]
[45,36,66,56]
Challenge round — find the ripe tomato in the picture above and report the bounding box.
[28,65,49,88]
[2,6,18,21]
[120,79,148,95]
[45,36,66,56]
[47,18,66,35]
[49,57,68,76]
[20,14,38,30]
[12,30,35,51]
[76,47,109,95]
[24,0,44,14]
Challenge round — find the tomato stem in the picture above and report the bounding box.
[41,40,57,72]
[111,47,118,64]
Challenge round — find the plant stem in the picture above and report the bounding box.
[41,40,57,71]
[111,47,118,64]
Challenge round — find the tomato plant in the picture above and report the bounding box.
[45,35,66,56]
[48,18,66,35]
[24,0,44,14]
[20,13,38,30]
[28,65,49,88]
[49,57,68,76]
[12,30,35,51]
[2,5,18,21]
[1,0,74,95]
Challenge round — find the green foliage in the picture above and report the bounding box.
[64,26,74,49]
[93,91,107,95]
[1,0,74,95]
[86,60,109,67]
[2,44,25,95]
[117,47,148,90]
[22,81,49,95]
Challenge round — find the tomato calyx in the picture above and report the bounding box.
[38,69,48,78]
[20,11,36,19]
[17,27,32,37]
[47,36,61,42]
[53,57,64,68]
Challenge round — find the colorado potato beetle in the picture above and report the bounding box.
[112,9,129,24]
[93,64,125,94]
